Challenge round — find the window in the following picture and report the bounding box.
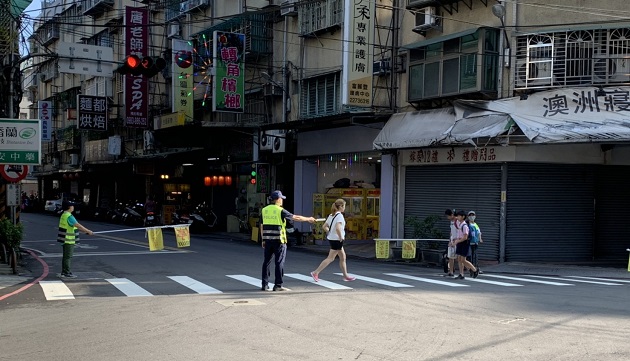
[407,29,498,101]
[515,27,630,89]
[300,72,341,118]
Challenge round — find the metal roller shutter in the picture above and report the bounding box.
[505,163,594,262]
[594,165,630,260]
[404,164,501,262]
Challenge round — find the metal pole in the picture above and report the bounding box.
[282,17,288,123]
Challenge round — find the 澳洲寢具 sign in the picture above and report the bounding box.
[0,118,41,165]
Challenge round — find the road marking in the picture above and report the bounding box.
[464,278,522,287]
[39,250,187,258]
[567,276,630,284]
[525,275,622,286]
[167,276,222,294]
[483,274,573,286]
[105,278,153,297]
[39,281,75,300]
[227,274,265,288]
[385,273,469,287]
[333,273,414,287]
[285,273,352,290]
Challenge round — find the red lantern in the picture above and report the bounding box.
[68,173,75,180]
[225,175,232,186]
[74,173,80,179]
[63,174,69,180]
[212,176,218,186]
[204,176,211,187]
[218,175,225,186]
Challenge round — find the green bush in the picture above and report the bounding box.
[0,218,24,249]
[404,215,445,249]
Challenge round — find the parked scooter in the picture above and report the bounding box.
[144,211,160,227]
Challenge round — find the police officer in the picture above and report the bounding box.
[58,201,94,278]
[260,190,315,291]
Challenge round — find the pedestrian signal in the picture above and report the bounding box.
[250,170,257,185]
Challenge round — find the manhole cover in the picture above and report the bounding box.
[216,299,265,307]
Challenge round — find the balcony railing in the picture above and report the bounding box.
[180,0,209,13]
[41,23,60,45]
[82,0,114,17]
[298,0,343,36]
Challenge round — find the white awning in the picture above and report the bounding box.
[373,108,512,150]
[455,87,630,144]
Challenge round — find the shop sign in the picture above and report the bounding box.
[38,101,52,141]
[77,95,108,131]
[0,118,41,165]
[213,31,245,113]
[341,0,375,107]
[154,111,185,130]
[124,7,149,127]
[172,39,194,121]
[255,163,270,194]
[401,146,516,166]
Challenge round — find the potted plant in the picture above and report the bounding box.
[0,218,24,274]
[404,215,446,264]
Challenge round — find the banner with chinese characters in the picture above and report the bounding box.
[402,240,416,259]
[38,101,52,141]
[213,31,245,113]
[174,225,191,248]
[375,240,390,259]
[125,7,149,128]
[455,87,630,143]
[341,0,375,108]
[172,39,194,122]
[400,146,516,166]
[77,95,108,131]
[147,227,164,251]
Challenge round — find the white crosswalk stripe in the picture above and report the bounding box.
[483,274,573,286]
[285,273,352,290]
[226,274,265,289]
[333,273,414,287]
[168,276,223,294]
[464,278,522,287]
[566,276,630,284]
[39,280,75,300]
[385,273,469,287]
[106,278,153,297]
[524,275,623,286]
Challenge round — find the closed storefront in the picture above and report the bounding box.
[594,165,630,260]
[505,163,595,262]
[404,164,502,262]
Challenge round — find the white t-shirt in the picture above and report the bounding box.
[325,212,346,240]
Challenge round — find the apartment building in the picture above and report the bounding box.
[24,0,630,262]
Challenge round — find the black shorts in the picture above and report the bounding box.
[455,242,469,257]
[327,239,343,250]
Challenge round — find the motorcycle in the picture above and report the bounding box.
[144,211,160,227]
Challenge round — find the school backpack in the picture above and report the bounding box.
[467,221,480,245]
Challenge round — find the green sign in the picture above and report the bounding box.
[0,119,41,165]
[212,31,245,113]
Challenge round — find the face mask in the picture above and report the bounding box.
[468,216,476,221]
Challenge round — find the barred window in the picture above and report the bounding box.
[300,72,341,118]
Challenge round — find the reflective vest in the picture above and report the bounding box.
[57,211,79,244]
[261,204,287,244]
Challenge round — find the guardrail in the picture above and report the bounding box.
[374,238,449,265]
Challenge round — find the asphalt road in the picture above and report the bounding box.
[1,213,629,361]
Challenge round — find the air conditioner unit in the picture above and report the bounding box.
[272,129,286,154]
[263,83,283,97]
[593,55,630,83]
[70,153,79,166]
[373,59,391,76]
[280,0,298,16]
[168,23,180,38]
[259,130,273,151]
[515,60,553,88]
[413,7,437,32]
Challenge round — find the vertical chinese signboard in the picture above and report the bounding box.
[38,101,52,141]
[255,163,270,194]
[125,7,149,127]
[172,39,194,122]
[212,31,245,113]
[342,0,375,107]
[77,95,108,131]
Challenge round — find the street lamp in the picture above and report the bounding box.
[261,71,288,124]
[492,2,511,68]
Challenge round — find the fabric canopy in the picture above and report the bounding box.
[372,107,513,150]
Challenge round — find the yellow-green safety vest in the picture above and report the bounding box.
[261,204,287,244]
[57,211,79,244]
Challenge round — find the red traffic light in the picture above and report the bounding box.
[250,178,256,184]
[125,55,141,68]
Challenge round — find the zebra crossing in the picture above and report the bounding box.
[37,273,630,301]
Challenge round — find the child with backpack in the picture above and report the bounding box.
[452,210,479,279]
[467,210,483,276]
